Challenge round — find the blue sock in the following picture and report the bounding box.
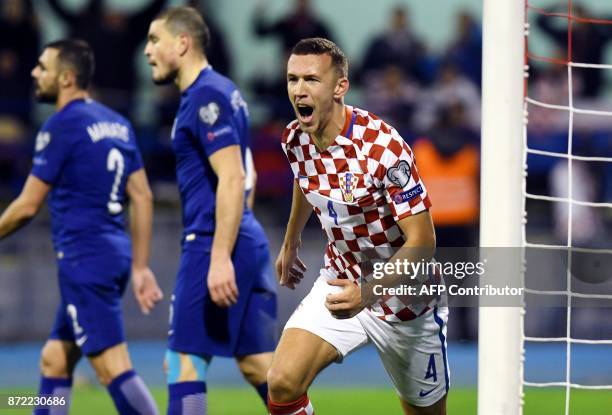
[167,381,207,415]
[33,377,72,415]
[255,382,269,405]
[107,370,158,415]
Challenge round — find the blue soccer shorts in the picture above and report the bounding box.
[168,234,278,357]
[50,254,131,356]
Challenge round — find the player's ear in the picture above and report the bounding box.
[333,76,349,100]
[58,68,75,89]
[176,33,190,57]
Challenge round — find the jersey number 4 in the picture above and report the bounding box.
[107,148,125,215]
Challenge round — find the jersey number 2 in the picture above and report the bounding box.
[107,148,125,215]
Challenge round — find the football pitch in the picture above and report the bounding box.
[2,387,611,414]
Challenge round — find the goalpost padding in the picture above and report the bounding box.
[478,0,525,414]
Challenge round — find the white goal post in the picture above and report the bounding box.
[478,0,525,414]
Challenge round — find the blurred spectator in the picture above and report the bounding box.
[47,0,166,118]
[445,11,482,87]
[415,62,481,133]
[413,103,479,247]
[363,65,420,137]
[536,3,612,97]
[251,0,334,120]
[0,0,39,198]
[253,0,334,56]
[0,0,40,124]
[550,160,604,246]
[358,6,430,84]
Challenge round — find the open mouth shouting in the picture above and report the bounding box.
[296,103,314,124]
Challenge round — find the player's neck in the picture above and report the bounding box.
[177,56,210,92]
[56,89,89,111]
[312,103,346,151]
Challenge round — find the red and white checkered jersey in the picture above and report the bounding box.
[282,106,435,322]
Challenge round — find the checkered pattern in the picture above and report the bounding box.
[282,106,434,322]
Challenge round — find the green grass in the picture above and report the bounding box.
[2,386,611,414]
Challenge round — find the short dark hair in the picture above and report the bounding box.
[156,6,210,53]
[45,39,95,89]
[290,38,348,78]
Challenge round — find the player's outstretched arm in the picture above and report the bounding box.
[275,179,312,289]
[208,145,246,307]
[0,175,50,240]
[126,168,163,315]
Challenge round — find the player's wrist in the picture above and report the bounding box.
[131,264,149,273]
[210,248,232,261]
[283,237,301,250]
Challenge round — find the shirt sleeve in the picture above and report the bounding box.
[30,118,73,185]
[193,89,241,157]
[369,130,432,221]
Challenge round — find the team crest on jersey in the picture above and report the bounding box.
[387,160,411,188]
[339,172,359,203]
[199,102,220,125]
[35,131,51,152]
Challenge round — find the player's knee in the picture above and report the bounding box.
[165,350,209,384]
[237,354,271,386]
[40,342,71,378]
[239,364,266,386]
[267,365,305,402]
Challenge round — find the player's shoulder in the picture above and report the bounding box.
[281,119,301,146]
[351,107,397,143]
[190,68,239,106]
[351,107,409,162]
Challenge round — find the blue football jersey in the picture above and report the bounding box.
[171,66,264,241]
[31,98,143,259]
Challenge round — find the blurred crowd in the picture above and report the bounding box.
[0,0,610,249]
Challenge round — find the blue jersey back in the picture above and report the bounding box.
[171,66,264,241]
[31,99,143,259]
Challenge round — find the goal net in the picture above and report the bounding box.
[479,1,612,414]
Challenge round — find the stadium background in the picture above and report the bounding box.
[0,0,610,413]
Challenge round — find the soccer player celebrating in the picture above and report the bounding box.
[0,40,162,415]
[144,7,277,414]
[268,38,449,415]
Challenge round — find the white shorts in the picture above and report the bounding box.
[285,273,450,407]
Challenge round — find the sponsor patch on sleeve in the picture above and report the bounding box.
[206,126,233,141]
[393,184,424,204]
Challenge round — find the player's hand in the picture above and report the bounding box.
[208,255,239,307]
[275,241,307,290]
[325,279,369,319]
[132,267,163,315]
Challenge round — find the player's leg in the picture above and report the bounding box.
[164,350,211,415]
[233,243,278,405]
[86,341,157,415]
[60,257,158,415]
[267,274,369,414]
[267,328,338,414]
[165,248,213,415]
[400,394,447,415]
[360,306,450,415]
[236,352,273,403]
[33,337,81,415]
